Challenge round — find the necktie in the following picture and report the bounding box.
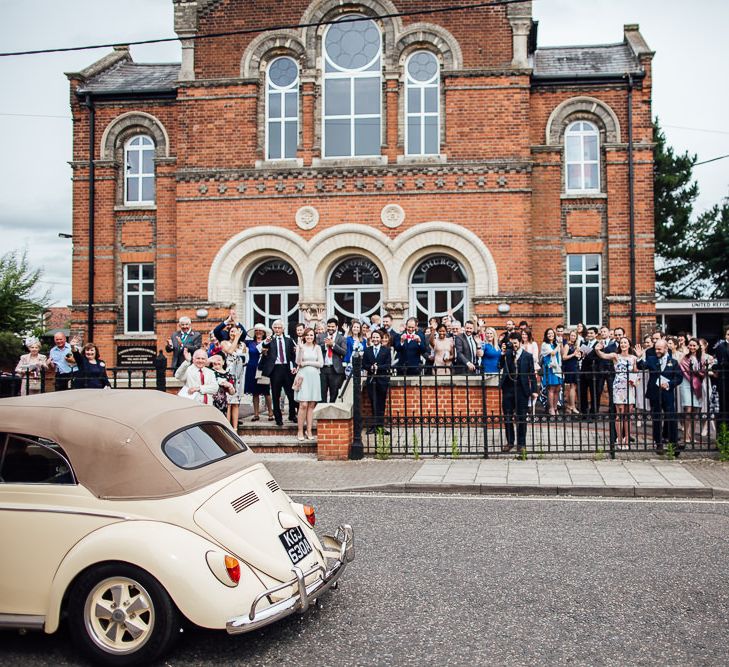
[374,346,380,358]
[660,356,667,372]
[469,336,476,360]
[199,369,208,404]
[278,336,285,363]
[327,335,333,359]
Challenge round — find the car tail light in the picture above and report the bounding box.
[224,555,241,584]
[303,505,316,527]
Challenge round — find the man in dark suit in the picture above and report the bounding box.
[499,332,539,453]
[166,316,203,371]
[363,330,392,434]
[713,326,729,433]
[259,319,298,426]
[579,326,601,415]
[317,317,347,403]
[394,317,428,375]
[380,313,397,343]
[212,308,247,344]
[455,320,483,374]
[637,339,682,454]
[599,325,623,442]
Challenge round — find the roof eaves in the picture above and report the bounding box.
[65,45,132,82]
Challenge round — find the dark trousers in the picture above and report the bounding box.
[367,380,389,428]
[579,370,603,414]
[651,390,678,445]
[54,372,74,392]
[718,370,729,433]
[320,367,344,403]
[270,365,297,424]
[502,387,529,448]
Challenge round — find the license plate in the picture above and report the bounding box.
[279,526,313,565]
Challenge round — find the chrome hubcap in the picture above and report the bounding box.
[84,577,155,654]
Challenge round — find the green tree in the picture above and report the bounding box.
[653,119,729,298]
[0,249,51,335]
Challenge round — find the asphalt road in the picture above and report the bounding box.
[3,494,729,666]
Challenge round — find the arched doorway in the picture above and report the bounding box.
[327,256,383,323]
[410,255,468,327]
[247,259,299,329]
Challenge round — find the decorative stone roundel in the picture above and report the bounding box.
[295,205,320,230]
[381,203,405,228]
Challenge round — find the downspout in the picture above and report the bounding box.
[81,93,95,341]
[626,74,637,342]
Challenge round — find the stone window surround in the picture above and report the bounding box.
[240,1,462,165]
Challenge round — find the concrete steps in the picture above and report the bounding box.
[238,419,317,454]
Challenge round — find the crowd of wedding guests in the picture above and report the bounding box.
[13,311,729,451]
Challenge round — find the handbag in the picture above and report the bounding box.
[292,373,304,391]
[255,369,270,385]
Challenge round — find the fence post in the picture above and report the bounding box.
[154,351,168,392]
[350,349,364,460]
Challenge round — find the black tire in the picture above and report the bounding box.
[67,563,180,667]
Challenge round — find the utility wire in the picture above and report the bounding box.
[695,154,729,167]
[664,124,729,136]
[0,0,531,58]
[0,112,71,119]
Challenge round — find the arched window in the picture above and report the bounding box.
[247,259,299,330]
[565,121,600,193]
[410,255,468,327]
[266,57,299,160]
[124,135,155,205]
[323,16,382,158]
[327,257,383,322]
[405,51,440,155]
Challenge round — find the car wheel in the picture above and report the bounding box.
[68,563,180,667]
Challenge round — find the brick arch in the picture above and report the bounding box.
[545,96,621,145]
[307,225,394,301]
[240,30,306,78]
[301,0,403,69]
[395,22,463,70]
[392,223,499,300]
[208,227,308,305]
[99,111,170,160]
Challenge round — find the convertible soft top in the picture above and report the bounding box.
[0,390,257,499]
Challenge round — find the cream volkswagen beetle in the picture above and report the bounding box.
[0,390,354,665]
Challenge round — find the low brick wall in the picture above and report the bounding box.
[314,401,354,461]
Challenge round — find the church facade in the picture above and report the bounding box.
[67,0,657,359]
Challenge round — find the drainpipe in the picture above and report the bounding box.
[81,94,95,341]
[625,74,637,342]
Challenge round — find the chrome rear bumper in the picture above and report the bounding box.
[226,524,355,634]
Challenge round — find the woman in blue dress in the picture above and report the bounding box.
[481,326,501,386]
[541,328,563,415]
[243,324,274,421]
[561,329,581,414]
[344,319,368,370]
[70,337,110,389]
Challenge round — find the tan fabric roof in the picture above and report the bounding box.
[0,390,256,499]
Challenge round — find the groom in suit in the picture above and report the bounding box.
[363,330,392,434]
[498,331,539,453]
[166,316,203,371]
[259,319,298,426]
[317,317,347,402]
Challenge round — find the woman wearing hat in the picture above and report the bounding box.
[244,323,274,421]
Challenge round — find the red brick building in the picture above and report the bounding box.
[67,0,656,363]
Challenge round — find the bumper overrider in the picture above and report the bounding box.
[226,524,355,634]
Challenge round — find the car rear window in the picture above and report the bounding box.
[162,423,248,470]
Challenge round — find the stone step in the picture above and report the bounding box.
[242,433,317,455]
[238,419,303,437]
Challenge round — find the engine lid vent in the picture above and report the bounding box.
[231,490,259,513]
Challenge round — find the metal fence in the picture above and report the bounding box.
[349,355,728,459]
[4,367,168,396]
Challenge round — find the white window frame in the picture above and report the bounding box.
[322,15,382,158]
[124,135,155,205]
[248,289,300,330]
[566,254,602,327]
[124,263,155,334]
[405,51,440,156]
[265,57,299,161]
[564,121,600,194]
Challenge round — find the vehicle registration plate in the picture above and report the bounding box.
[279,526,313,565]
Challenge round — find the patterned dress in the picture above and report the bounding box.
[612,355,637,405]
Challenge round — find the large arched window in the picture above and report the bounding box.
[410,255,468,327]
[266,57,299,160]
[247,259,299,330]
[124,135,155,205]
[323,16,382,158]
[327,257,383,322]
[565,121,600,193]
[405,51,440,155]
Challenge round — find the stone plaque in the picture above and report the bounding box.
[117,342,157,368]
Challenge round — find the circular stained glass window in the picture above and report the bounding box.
[407,51,438,82]
[269,57,298,88]
[325,17,381,70]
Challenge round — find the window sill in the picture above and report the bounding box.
[311,156,388,168]
[396,154,447,165]
[114,334,158,341]
[115,204,157,212]
[255,158,304,169]
[561,192,607,200]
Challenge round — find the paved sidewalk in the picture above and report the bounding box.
[259,455,729,499]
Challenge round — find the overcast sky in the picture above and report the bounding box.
[1,0,727,307]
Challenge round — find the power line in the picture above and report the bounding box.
[0,112,71,119]
[695,153,729,167]
[664,124,729,136]
[0,0,531,58]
